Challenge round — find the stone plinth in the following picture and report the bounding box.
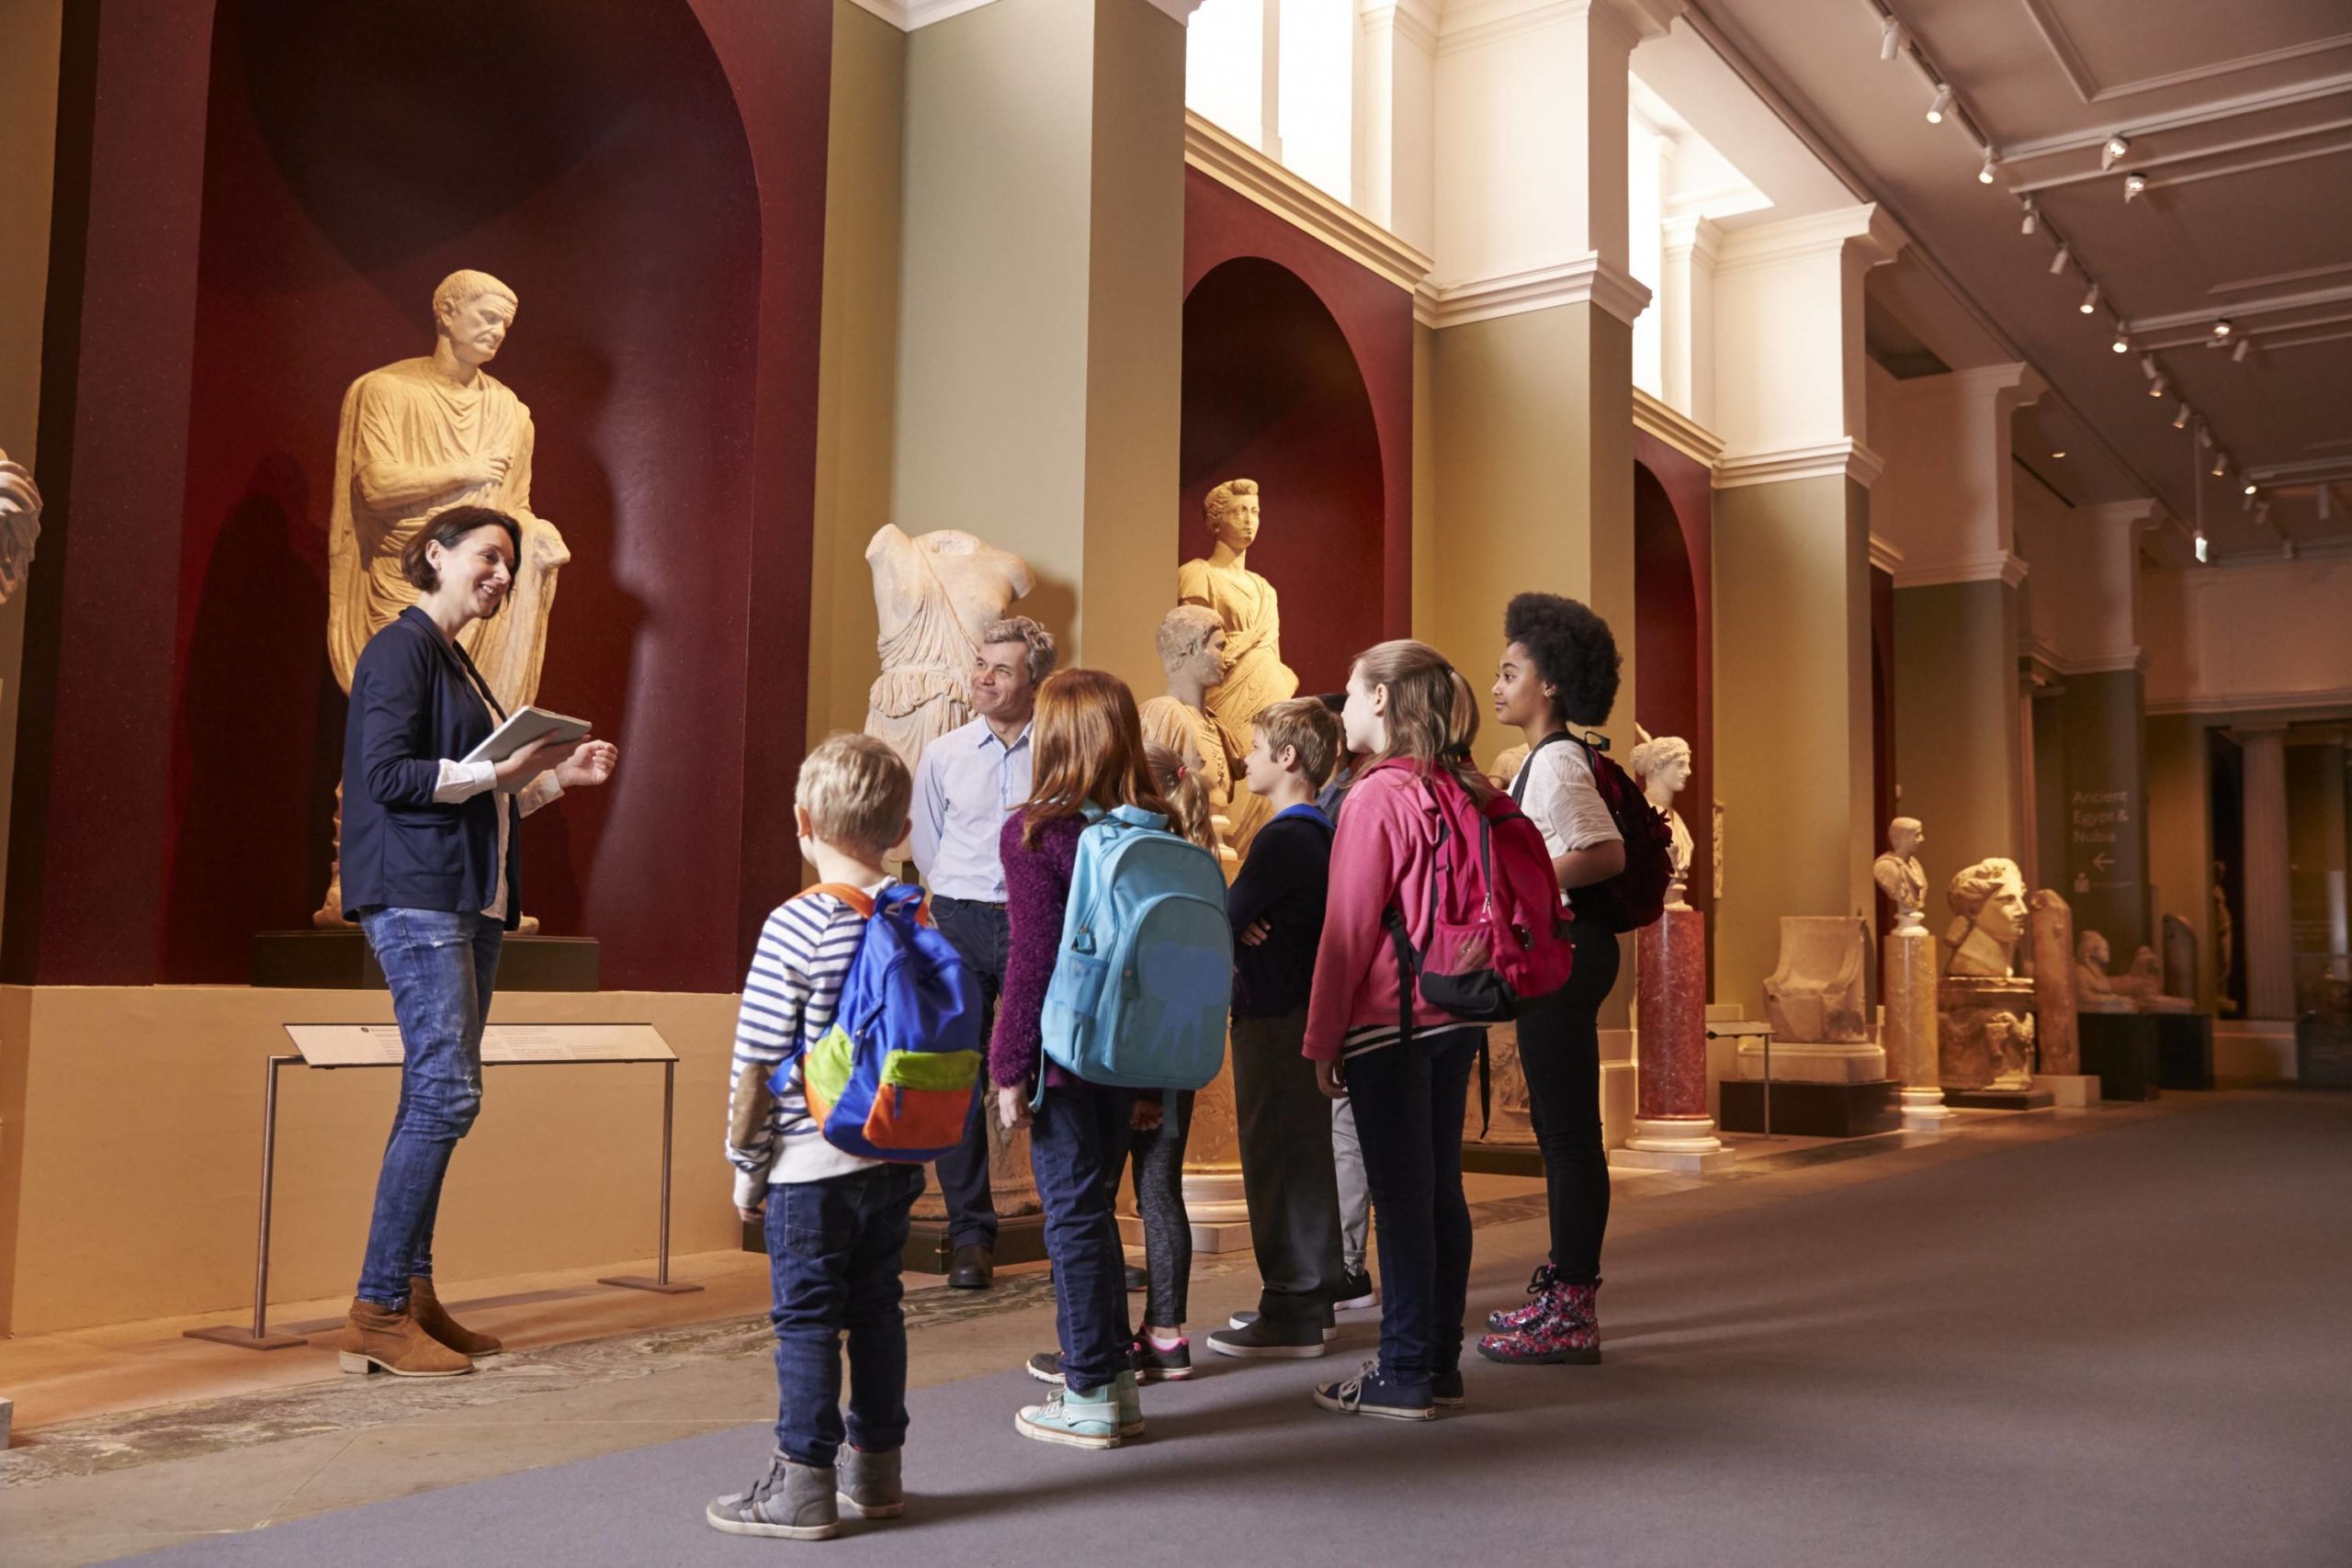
[2029,890,2080,1075]
[1883,919,1949,1130]
[1938,976,2037,1090]
[1736,1040,1886,1083]
[2079,1010,2163,1100]
[1623,907,1731,1172]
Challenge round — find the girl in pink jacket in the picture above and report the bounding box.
[1304,638,1495,1422]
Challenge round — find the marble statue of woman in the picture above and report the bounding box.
[862,524,1035,779]
[0,448,39,604]
[1873,817,1929,932]
[1179,479,1296,844]
[1139,605,1238,865]
[1628,735,1695,906]
[317,270,569,926]
[1941,856,2029,977]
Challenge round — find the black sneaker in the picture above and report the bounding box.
[1313,1359,1434,1422]
[1432,1368,1465,1409]
[1124,1264,1149,1292]
[1024,1350,1064,1385]
[1332,1269,1378,1313]
[1227,1307,1338,1342]
[1129,1336,1193,1382]
[1207,1315,1329,1359]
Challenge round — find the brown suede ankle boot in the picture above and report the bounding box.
[408,1275,503,1357]
[337,1297,474,1377]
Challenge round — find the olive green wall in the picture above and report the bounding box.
[1892,578,2025,903]
[2049,668,2153,953]
[1713,474,1875,1018]
[808,1,909,748]
[891,0,1183,692]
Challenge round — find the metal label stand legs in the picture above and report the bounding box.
[183,1055,308,1350]
[600,1059,703,1294]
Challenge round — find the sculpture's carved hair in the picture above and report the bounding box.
[433,269,519,322]
[1204,479,1259,530]
[1889,816,1923,840]
[979,615,1057,686]
[1947,856,2024,918]
[400,505,524,614]
[1628,735,1691,787]
[1154,604,1223,668]
[1254,696,1344,792]
[1503,592,1621,727]
[795,732,912,859]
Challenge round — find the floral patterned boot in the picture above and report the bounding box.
[1476,1278,1600,1365]
[1484,1263,1559,1334]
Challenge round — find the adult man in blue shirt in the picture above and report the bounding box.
[909,616,1057,1289]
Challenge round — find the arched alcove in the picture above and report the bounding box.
[1634,458,1713,950]
[161,0,762,983]
[1178,257,1385,697]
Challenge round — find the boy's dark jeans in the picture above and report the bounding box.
[1342,1027,1482,1389]
[765,1163,925,1466]
[1233,1009,1346,1324]
[1030,1079,1137,1390]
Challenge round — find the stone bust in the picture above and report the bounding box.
[1874,816,1928,931]
[1137,604,1234,832]
[0,447,40,604]
[1628,735,1694,904]
[1942,856,2029,977]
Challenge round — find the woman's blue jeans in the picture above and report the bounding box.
[356,908,503,1308]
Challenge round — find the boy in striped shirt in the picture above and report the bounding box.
[707,733,923,1542]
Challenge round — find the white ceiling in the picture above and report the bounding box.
[1678,0,2352,566]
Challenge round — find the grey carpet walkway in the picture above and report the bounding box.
[124,1093,2352,1567]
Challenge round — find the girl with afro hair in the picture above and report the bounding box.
[1480,592,1626,1368]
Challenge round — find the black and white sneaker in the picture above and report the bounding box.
[1024,1350,1064,1385]
[1129,1336,1193,1382]
[1208,1315,1329,1359]
[1227,1308,1338,1342]
[1332,1269,1379,1313]
[1313,1359,1434,1422]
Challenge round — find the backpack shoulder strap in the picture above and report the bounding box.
[1510,731,1573,804]
[794,882,876,919]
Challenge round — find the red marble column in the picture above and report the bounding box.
[1623,904,1732,1170]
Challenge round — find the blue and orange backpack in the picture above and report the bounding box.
[769,882,985,1163]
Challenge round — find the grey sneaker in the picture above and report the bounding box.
[836,1445,903,1519]
[707,1449,839,1540]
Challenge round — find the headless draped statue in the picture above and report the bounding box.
[1179,479,1295,852]
[862,525,1035,780]
[316,269,569,927]
[0,447,40,605]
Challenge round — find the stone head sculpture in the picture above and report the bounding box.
[1204,478,1261,555]
[1888,816,1923,859]
[1155,604,1226,690]
[0,449,40,604]
[2077,930,2111,973]
[1629,736,1693,812]
[1944,856,2029,976]
[431,268,519,374]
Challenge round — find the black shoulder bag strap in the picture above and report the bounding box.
[1510,730,1573,806]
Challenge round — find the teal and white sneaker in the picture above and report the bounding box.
[1016,1382,1123,1449]
[1113,1367,1145,1438]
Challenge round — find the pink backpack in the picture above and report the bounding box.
[1372,761,1574,1032]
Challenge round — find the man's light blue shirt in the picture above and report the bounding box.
[909,716,1033,903]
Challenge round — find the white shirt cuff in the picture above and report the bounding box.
[432,759,499,804]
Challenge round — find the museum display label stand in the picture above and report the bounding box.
[184,1023,696,1351]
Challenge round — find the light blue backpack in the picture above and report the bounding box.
[1036,804,1233,1096]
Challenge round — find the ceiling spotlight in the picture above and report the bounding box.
[2123,173,2149,201]
[2233,338,2251,363]
[2138,353,2158,379]
[2212,319,2233,338]
[1979,153,1998,185]
[2195,530,2209,563]
[2111,330,2131,354]
[2102,133,2132,169]
[2020,198,2038,235]
[2211,451,2229,478]
[1881,16,1905,61]
[2244,482,2258,497]
[2150,372,2167,399]
[2173,401,2191,429]
[2049,242,2071,276]
[2256,502,2272,528]
[2081,282,2102,314]
[2052,450,2067,459]
[1928,85,1953,124]
[2243,490,2257,512]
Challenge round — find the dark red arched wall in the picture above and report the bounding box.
[1182,170,1413,685]
[1632,433,1714,983]
[8,0,831,991]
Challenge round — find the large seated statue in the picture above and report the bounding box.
[1763,915,1870,1043]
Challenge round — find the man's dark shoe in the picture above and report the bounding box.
[1124,1264,1149,1292]
[1208,1315,1329,1359]
[947,1243,994,1290]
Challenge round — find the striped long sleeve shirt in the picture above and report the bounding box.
[723,886,882,1205]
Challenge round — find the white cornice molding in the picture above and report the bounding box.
[1418,253,1651,329]
[1632,387,1724,467]
[1714,437,1883,491]
[853,0,1199,24]
[1183,112,1434,295]
[1363,0,1442,53]
[1890,550,2031,590]
[2066,649,2153,676]
[1436,0,1679,58]
[1659,212,1723,265]
[1713,202,1908,278]
[2147,684,2352,717]
[1869,532,1905,575]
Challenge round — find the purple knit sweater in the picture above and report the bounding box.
[989,813,1082,1088]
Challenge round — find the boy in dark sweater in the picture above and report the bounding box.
[1207,697,1351,1359]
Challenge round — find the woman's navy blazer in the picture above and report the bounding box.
[339,605,523,927]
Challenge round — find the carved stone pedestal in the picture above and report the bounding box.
[1621,906,1731,1173]
[1883,919,1950,1131]
[1938,976,2038,1092]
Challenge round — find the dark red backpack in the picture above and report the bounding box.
[1511,733,1675,933]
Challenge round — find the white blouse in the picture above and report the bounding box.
[1511,739,1622,861]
